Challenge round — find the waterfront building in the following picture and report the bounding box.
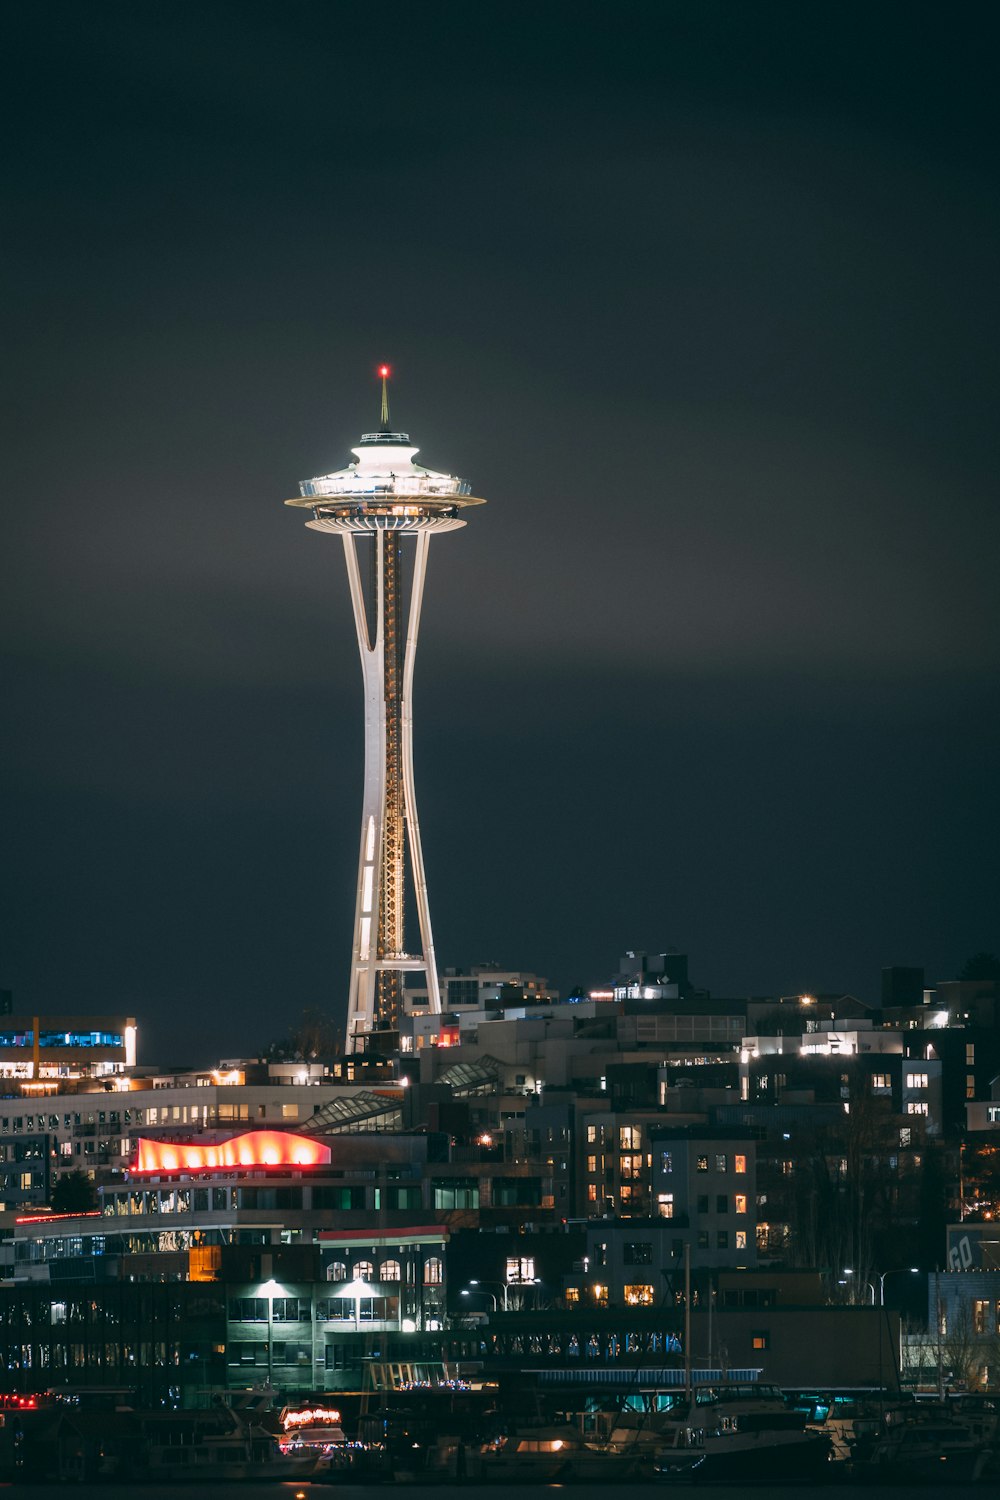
[0,1063,402,1211]
[905,1268,1000,1391]
[1,1125,452,1403]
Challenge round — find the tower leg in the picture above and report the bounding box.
[341,527,441,1051]
[402,533,441,1015]
[343,532,383,1045]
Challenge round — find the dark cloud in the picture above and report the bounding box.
[2,2,998,1061]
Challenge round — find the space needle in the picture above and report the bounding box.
[286,368,485,1051]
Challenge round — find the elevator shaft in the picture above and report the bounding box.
[375,531,404,1028]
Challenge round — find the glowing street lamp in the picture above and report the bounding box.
[343,1277,376,1330]
[842,1268,875,1305]
[467,1277,542,1311]
[879,1267,919,1306]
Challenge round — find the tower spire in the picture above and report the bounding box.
[286,378,486,1053]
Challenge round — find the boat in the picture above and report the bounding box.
[652,1384,833,1482]
[849,1413,992,1484]
[478,1422,652,1481]
[142,1406,315,1482]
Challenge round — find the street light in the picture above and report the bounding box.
[342,1277,376,1330]
[842,1269,875,1305]
[461,1288,497,1316]
[879,1267,919,1306]
[467,1277,543,1311]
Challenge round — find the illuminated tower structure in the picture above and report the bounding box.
[286,370,485,1051]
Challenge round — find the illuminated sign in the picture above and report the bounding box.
[16,1210,102,1225]
[132,1130,331,1174]
[282,1406,342,1430]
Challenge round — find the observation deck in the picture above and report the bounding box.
[286,428,485,535]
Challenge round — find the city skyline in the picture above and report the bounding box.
[2,3,998,1063]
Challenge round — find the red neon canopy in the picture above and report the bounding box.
[132,1130,331,1174]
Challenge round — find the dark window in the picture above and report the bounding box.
[716,1195,728,1214]
[312,1186,366,1211]
[624,1242,653,1266]
[274,1341,310,1365]
[236,1187,303,1211]
[228,1298,267,1321]
[697,1195,709,1213]
[227,1342,268,1366]
[272,1297,311,1322]
[492,1177,542,1208]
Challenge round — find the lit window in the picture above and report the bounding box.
[506,1256,535,1283]
[587,1184,598,1202]
[734,1155,746,1174]
[736,1230,747,1250]
[587,1155,597,1173]
[424,1257,443,1286]
[696,1156,708,1173]
[715,1153,727,1172]
[565,1286,579,1304]
[752,1331,769,1351]
[619,1126,641,1149]
[906,1072,928,1089]
[624,1284,655,1307]
[380,1259,401,1282]
[658,1193,674,1219]
[354,1260,374,1281]
[661,1151,673,1173]
[906,1102,928,1116]
[735,1194,747,1215]
[974,1299,990,1334]
[586,1126,597,1144]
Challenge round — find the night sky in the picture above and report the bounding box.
[3,3,998,1064]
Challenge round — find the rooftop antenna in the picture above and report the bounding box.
[378,363,391,429]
